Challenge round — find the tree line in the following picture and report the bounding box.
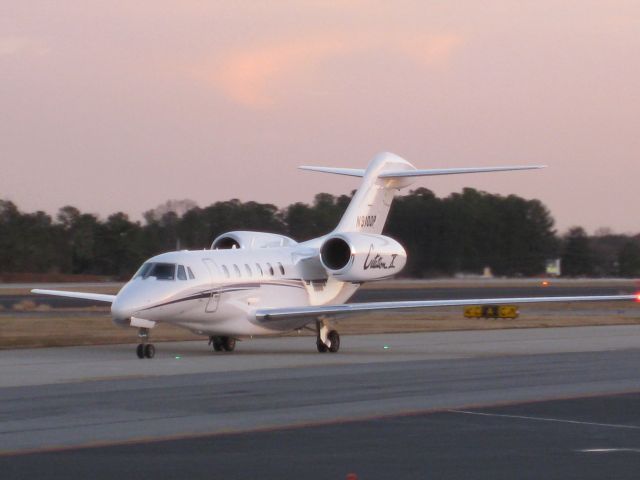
[1,189,639,279]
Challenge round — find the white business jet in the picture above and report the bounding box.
[33,152,638,358]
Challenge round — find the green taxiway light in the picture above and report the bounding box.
[175,356,182,359]
[383,345,390,350]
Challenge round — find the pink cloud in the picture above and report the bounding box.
[398,34,464,67]
[193,32,464,108]
[205,37,350,108]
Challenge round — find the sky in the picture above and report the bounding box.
[1,1,639,234]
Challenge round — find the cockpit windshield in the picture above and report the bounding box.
[133,262,176,280]
[133,263,153,279]
[133,262,195,281]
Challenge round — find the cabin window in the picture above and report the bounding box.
[233,264,241,277]
[245,264,252,276]
[278,262,285,275]
[187,266,195,279]
[177,265,187,280]
[255,263,263,276]
[266,262,274,276]
[222,265,230,278]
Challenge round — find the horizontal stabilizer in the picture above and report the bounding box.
[299,166,365,177]
[31,289,116,303]
[379,165,545,178]
[299,164,544,179]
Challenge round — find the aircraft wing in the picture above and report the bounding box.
[255,294,638,330]
[31,289,116,303]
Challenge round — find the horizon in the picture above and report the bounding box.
[2,186,638,237]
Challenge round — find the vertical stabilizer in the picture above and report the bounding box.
[332,152,416,234]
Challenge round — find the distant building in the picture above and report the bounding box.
[546,258,561,276]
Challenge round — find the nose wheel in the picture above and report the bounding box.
[136,343,155,359]
[136,327,155,359]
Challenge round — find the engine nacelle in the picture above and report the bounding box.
[319,232,406,282]
[211,231,297,250]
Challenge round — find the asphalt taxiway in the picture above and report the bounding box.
[2,326,640,478]
[5,393,640,479]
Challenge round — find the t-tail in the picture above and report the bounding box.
[300,151,545,235]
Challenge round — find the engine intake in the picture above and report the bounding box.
[319,232,406,282]
[213,237,241,249]
[320,237,352,270]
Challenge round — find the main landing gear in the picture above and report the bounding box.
[316,320,340,353]
[136,327,155,359]
[209,335,236,352]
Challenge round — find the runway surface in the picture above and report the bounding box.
[3,326,640,478]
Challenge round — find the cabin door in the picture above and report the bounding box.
[202,259,221,313]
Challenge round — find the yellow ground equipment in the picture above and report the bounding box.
[464,305,519,319]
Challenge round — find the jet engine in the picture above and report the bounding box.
[211,231,297,249]
[319,232,406,281]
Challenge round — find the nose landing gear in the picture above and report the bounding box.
[136,327,155,359]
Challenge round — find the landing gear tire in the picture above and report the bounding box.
[136,327,155,359]
[144,343,155,359]
[222,336,236,352]
[210,336,235,352]
[210,336,224,352]
[316,340,328,353]
[315,320,339,353]
[327,330,340,353]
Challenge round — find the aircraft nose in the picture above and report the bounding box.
[110,280,165,323]
[111,295,137,322]
[111,284,148,321]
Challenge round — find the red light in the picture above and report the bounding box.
[636,293,640,302]
[542,281,550,287]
